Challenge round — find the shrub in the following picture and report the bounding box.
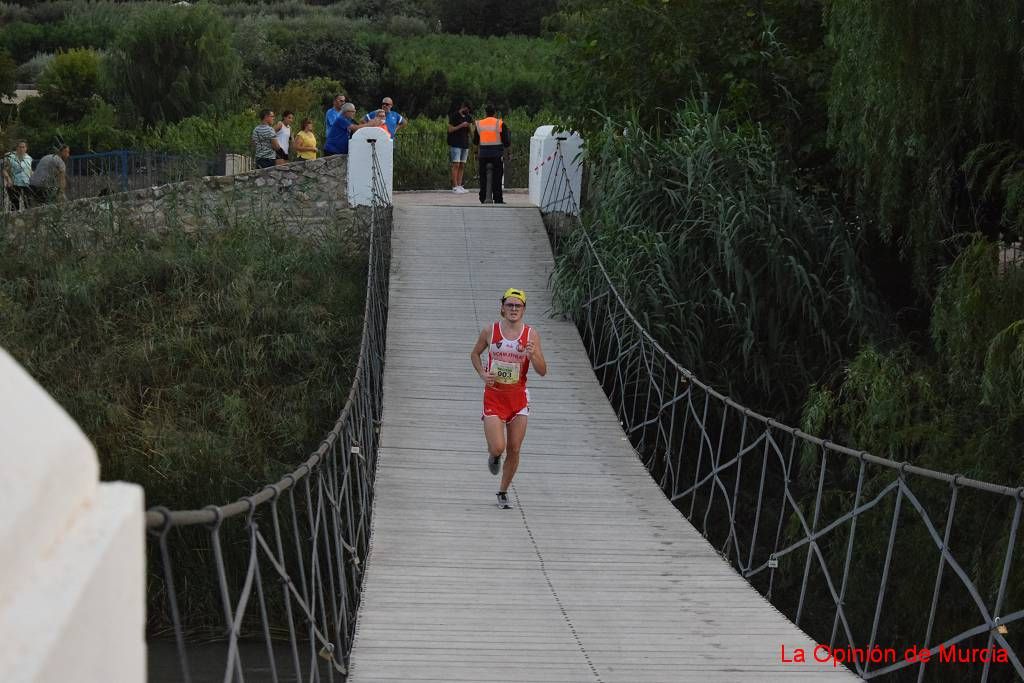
[263,23,379,100]
[384,14,432,37]
[14,51,53,84]
[37,47,102,122]
[264,80,318,120]
[552,101,876,414]
[303,76,344,109]
[103,4,242,125]
[139,110,257,156]
[379,34,561,116]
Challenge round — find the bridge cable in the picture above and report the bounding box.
[538,134,1024,681]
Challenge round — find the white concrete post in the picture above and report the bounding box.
[347,128,394,206]
[0,347,146,683]
[528,126,584,215]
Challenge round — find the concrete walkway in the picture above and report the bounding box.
[347,196,855,681]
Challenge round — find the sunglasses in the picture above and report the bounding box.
[503,302,524,310]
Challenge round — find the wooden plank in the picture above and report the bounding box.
[347,198,856,681]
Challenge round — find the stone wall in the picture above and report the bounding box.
[2,155,349,237]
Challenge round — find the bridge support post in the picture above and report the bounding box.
[0,347,145,683]
[348,128,394,206]
[529,126,584,214]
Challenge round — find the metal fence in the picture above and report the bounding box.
[540,142,1024,681]
[145,143,392,682]
[66,150,218,200]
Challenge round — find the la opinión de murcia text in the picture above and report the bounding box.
[780,643,1011,668]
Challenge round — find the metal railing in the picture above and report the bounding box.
[66,150,217,200]
[540,141,1024,681]
[146,142,392,682]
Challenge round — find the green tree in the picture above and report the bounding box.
[263,24,379,100]
[37,48,102,122]
[826,1,1024,289]
[553,0,829,156]
[103,5,242,125]
[0,49,15,100]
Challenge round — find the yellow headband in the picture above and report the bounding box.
[502,287,526,304]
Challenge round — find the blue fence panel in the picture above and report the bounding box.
[66,150,217,200]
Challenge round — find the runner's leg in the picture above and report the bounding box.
[483,415,506,459]
[500,415,527,492]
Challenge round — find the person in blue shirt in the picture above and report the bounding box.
[324,94,348,156]
[363,96,407,138]
[326,103,384,155]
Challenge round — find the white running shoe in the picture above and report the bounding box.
[455,186,468,193]
[496,492,513,509]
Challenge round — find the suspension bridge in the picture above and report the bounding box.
[4,133,1023,682]
[344,192,853,681]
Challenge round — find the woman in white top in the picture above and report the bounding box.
[274,110,294,165]
[3,141,33,211]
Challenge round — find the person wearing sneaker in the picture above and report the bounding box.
[470,288,548,509]
[447,100,472,193]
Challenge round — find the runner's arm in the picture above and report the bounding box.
[470,326,495,384]
[526,330,547,376]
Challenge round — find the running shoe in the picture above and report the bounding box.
[455,186,468,193]
[488,455,500,475]
[496,492,513,509]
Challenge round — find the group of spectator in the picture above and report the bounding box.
[2,142,71,210]
[252,94,408,166]
[251,110,313,169]
[250,93,512,204]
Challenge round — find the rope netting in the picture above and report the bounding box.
[146,141,392,682]
[539,138,1024,681]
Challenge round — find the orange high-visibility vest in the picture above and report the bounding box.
[476,117,503,146]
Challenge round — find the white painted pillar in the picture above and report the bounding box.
[0,347,146,683]
[528,126,584,215]
[348,127,394,206]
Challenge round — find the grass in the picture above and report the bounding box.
[0,202,368,511]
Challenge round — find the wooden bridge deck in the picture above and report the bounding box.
[348,192,855,681]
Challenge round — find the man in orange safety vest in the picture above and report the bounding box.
[473,104,511,204]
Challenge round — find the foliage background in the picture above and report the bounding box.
[2,0,1024,662]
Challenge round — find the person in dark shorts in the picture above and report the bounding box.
[447,101,472,193]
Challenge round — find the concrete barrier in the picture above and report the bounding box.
[0,348,145,683]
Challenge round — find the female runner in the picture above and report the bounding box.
[469,287,548,508]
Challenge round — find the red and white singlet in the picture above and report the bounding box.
[482,321,532,422]
[486,321,532,392]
